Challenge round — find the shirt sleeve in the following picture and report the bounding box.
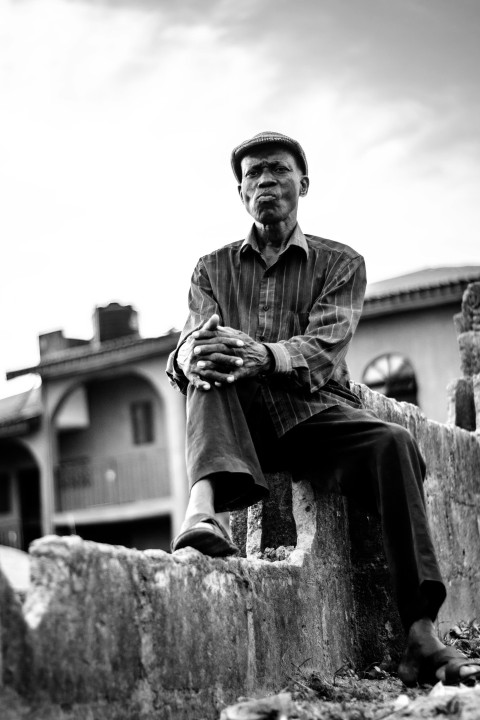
[263,254,367,393]
[166,258,222,394]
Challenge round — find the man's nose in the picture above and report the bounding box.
[258,169,277,185]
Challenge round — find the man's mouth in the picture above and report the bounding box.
[257,194,277,201]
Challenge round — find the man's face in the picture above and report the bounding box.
[238,145,309,226]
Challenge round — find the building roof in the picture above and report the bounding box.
[0,386,42,437]
[363,265,480,318]
[6,332,180,382]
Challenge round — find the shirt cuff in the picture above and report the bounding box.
[263,342,292,375]
[166,349,189,394]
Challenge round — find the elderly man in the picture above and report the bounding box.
[167,131,479,686]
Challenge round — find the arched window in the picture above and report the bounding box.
[362,353,418,406]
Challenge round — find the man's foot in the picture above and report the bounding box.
[171,513,239,557]
[398,618,480,686]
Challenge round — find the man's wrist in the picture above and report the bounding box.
[259,345,275,377]
[262,341,292,375]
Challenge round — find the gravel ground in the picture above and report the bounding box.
[220,620,480,719]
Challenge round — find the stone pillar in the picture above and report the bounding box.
[448,282,480,431]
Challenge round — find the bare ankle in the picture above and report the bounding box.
[183,478,215,524]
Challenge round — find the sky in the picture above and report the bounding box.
[1,0,480,398]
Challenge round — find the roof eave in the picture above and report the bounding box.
[0,415,41,438]
[362,280,469,319]
[7,334,180,382]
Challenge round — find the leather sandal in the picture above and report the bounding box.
[171,513,239,557]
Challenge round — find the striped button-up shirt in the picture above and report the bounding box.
[167,224,367,436]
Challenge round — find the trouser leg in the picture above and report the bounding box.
[185,382,269,511]
[283,406,446,629]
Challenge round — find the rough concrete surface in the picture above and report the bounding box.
[1,527,357,719]
[447,377,476,431]
[459,332,480,378]
[1,384,480,718]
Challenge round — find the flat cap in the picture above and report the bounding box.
[231,131,308,182]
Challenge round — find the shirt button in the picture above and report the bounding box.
[263,305,269,311]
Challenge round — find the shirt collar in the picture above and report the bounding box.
[241,223,309,258]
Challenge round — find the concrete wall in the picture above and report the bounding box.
[1,384,480,719]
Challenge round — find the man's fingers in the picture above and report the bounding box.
[195,367,236,384]
[192,329,217,340]
[195,352,244,368]
[202,313,220,331]
[197,355,243,369]
[189,373,211,391]
[191,314,221,340]
[194,341,244,355]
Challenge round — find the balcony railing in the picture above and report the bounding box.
[55,448,170,512]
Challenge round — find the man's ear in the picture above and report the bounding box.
[299,176,310,197]
[238,185,245,204]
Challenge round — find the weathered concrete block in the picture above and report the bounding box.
[0,568,32,695]
[473,373,480,432]
[453,311,466,335]
[347,505,404,669]
[11,493,358,719]
[447,377,476,431]
[461,282,480,332]
[231,471,297,560]
[458,332,480,377]
[231,470,404,671]
[354,383,480,636]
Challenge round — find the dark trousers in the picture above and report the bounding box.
[186,381,446,630]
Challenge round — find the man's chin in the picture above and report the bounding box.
[253,210,283,225]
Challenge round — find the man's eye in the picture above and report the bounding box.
[275,166,288,173]
[246,170,259,177]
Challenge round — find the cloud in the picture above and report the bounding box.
[12,0,478,165]
[58,0,480,166]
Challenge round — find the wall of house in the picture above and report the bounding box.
[55,374,170,512]
[57,375,164,459]
[348,302,460,422]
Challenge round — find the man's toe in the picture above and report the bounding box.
[435,658,480,685]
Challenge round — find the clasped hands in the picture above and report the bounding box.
[182,314,272,391]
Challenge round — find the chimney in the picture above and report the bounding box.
[38,330,69,359]
[93,302,140,345]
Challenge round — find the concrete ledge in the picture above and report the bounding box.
[17,527,356,718]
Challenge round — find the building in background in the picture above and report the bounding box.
[0,303,186,553]
[2,265,480,553]
[348,265,480,421]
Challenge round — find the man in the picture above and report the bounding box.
[167,131,480,686]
